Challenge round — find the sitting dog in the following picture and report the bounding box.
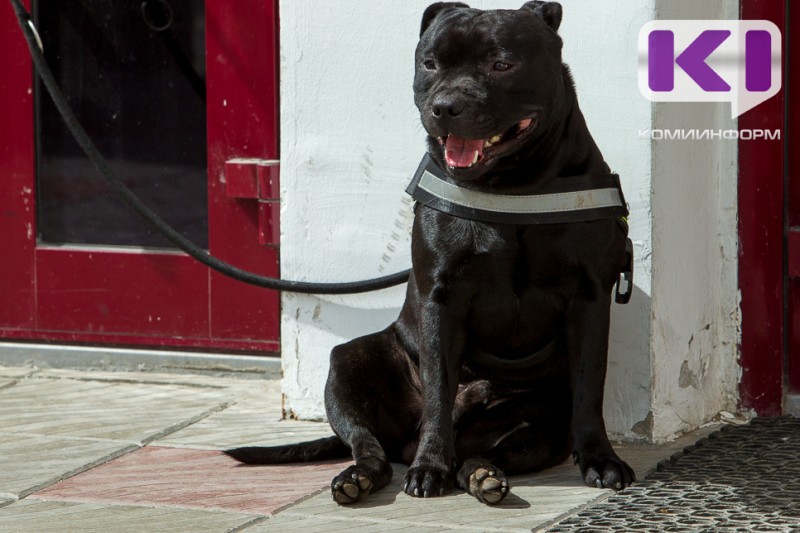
[227,1,635,505]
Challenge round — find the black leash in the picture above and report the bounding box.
[8,0,410,295]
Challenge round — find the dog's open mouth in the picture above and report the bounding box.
[438,114,539,169]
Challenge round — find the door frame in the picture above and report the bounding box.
[0,0,281,353]
[738,0,789,415]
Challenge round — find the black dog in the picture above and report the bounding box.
[227,1,635,505]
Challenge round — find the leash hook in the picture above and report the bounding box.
[615,238,634,304]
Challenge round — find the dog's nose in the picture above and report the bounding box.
[431,96,465,119]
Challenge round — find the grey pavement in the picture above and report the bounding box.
[0,362,718,532]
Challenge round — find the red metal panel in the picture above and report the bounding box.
[224,160,261,199]
[791,6,800,231]
[36,248,209,337]
[206,0,280,342]
[789,230,800,279]
[224,159,279,200]
[738,0,785,414]
[790,280,800,392]
[0,328,279,353]
[258,201,280,246]
[0,0,35,328]
[258,163,280,200]
[787,2,800,393]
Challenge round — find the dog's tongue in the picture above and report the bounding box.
[445,135,484,168]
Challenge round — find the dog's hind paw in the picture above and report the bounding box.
[331,464,389,504]
[457,459,509,505]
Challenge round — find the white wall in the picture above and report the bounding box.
[648,0,740,440]
[279,0,425,420]
[278,0,739,442]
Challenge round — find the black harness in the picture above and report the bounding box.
[406,153,634,305]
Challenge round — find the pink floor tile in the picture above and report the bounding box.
[31,446,351,515]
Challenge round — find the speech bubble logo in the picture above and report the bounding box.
[639,20,781,118]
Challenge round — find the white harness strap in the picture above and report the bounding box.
[406,153,629,225]
[417,169,625,215]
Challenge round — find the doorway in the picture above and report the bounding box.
[738,0,798,415]
[0,1,281,353]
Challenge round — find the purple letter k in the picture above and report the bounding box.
[675,30,731,92]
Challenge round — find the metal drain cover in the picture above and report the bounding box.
[548,416,800,532]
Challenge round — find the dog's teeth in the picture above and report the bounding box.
[471,151,479,165]
[483,141,492,148]
[490,135,501,144]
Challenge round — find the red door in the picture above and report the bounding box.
[739,0,800,414]
[787,3,800,408]
[0,1,280,353]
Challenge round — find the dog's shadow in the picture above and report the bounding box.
[345,464,531,509]
[349,488,531,510]
[490,490,530,509]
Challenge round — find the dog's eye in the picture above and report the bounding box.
[423,59,437,70]
[492,61,512,72]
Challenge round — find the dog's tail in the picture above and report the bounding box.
[224,435,350,464]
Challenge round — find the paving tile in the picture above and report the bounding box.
[0,366,38,378]
[0,497,16,509]
[0,377,231,442]
[254,435,702,532]
[32,445,352,516]
[273,463,607,533]
[0,433,135,498]
[0,499,262,533]
[0,366,37,390]
[155,397,333,449]
[36,367,271,391]
[154,375,334,450]
[251,513,463,532]
[0,364,716,532]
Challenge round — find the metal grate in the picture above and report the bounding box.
[548,416,800,532]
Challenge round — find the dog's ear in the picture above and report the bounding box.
[420,2,470,36]
[521,1,562,32]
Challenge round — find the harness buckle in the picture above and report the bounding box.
[615,238,634,304]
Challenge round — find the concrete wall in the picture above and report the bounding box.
[278,0,739,442]
[648,0,740,440]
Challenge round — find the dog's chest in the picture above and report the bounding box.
[465,225,577,348]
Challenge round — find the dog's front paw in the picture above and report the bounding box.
[403,465,453,498]
[573,449,636,490]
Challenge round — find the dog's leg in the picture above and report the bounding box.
[565,292,635,490]
[402,293,467,498]
[324,329,420,504]
[454,385,572,504]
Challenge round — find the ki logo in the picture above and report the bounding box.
[638,20,781,118]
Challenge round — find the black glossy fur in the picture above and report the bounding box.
[226,1,635,505]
